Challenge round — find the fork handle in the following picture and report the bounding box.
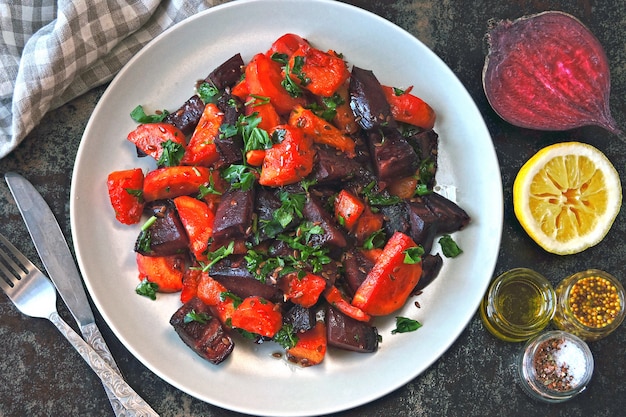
[49,312,159,417]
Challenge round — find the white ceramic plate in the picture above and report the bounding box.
[71,0,502,415]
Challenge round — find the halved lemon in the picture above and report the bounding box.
[513,142,622,255]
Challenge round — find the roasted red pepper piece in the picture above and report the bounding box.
[352,232,423,316]
[106,168,144,225]
[288,44,350,97]
[173,196,214,262]
[286,321,327,367]
[230,296,282,338]
[267,33,309,58]
[245,95,281,132]
[245,53,306,115]
[127,122,186,162]
[279,272,327,308]
[142,166,211,202]
[382,85,436,130]
[289,105,356,157]
[136,253,185,293]
[258,124,315,187]
[323,285,371,323]
[245,149,266,166]
[180,103,222,167]
[334,189,366,231]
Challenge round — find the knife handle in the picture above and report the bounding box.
[48,312,160,417]
[82,323,133,417]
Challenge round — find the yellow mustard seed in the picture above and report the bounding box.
[568,276,621,328]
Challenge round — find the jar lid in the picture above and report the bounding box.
[480,268,556,342]
[518,330,593,403]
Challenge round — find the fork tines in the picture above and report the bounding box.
[0,233,30,288]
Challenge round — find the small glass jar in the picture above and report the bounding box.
[519,330,593,403]
[552,269,625,341]
[480,268,556,342]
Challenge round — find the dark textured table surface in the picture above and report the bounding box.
[1,1,625,416]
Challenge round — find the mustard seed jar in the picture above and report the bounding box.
[552,269,625,341]
[518,330,594,403]
[480,268,556,342]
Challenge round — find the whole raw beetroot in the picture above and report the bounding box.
[482,11,621,135]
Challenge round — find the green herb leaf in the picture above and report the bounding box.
[184,309,212,324]
[403,246,425,264]
[222,164,257,191]
[220,291,243,308]
[135,278,158,300]
[273,324,299,349]
[363,229,386,250]
[203,241,235,271]
[157,140,185,167]
[391,316,422,334]
[363,181,401,206]
[197,171,222,198]
[439,234,463,258]
[197,81,220,104]
[130,105,169,123]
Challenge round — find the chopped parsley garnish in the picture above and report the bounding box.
[135,215,157,253]
[220,291,243,308]
[197,172,222,198]
[197,81,220,104]
[280,55,309,97]
[363,181,401,206]
[222,164,257,191]
[202,241,235,271]
[130,105,169,123]
[260,191,306,238]
[273,324,299,349]
[184,310,212,324]
[157,140,185,167]
[136,278,158,300]
[439,234,463,258]
[391,316,422,334]
[403,246,425,264]
[363,229,386,250]
[125,188,143,201]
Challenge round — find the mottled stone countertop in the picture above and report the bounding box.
[1,0,625,416]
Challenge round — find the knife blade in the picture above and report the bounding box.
[5,172,137,417]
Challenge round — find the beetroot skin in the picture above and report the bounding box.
[482,11,621,135]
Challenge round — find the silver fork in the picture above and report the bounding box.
[0,233,159,417]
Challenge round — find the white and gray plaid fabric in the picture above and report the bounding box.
[0,0,226,159]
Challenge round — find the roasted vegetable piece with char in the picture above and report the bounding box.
[106,33,471,367]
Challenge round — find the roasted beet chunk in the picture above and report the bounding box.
[170,297,234,364]
[349,66,396,131]
[342,248,374,296]
[284,304,316,334]
[423,192,470,233]
[209,255,283,302]
[135,200,189,256]
[163,95,205,135]
[212,187,256,248]
[414,253,443,292]
[326,305,378,353]
[406,200,440,253]
[367,128,418,183]
[310,147,365,184]
[205,53,245,90]
[303,193,347,251]
[214,93,244,165]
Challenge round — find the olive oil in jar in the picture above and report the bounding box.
[480,268,556,342]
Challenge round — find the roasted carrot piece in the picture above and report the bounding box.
[127,123,186,162]
[323,285,371,323]
[279,272,327,308]
[382,85,436,130]
[136,253,186,293]
[334,189,366,231]
[332,81,359,135]
[142,166,211,202]
[245,53,306,115]
[173,196,214,262]
[231,77,249,101]
[245,95,282,132]
[387,173,419,200]
[230,296,283,338]
[258,124,315,187]
[287,44,350,97]
[354,207,385,246]
[286,321,327,367]
[180,103,223,167]
[352,232,423,316]
[196,272,235,324]
[245,149,266,166]
[106,168,144,225]
[289,105,356,157]
[180,267,201,304]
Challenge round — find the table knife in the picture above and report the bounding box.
[5,172,156,417]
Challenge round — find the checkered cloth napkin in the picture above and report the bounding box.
[0,0,226,159]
